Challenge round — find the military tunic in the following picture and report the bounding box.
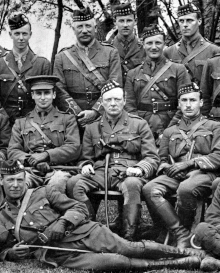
[200,55,220,120]
[0,45,8,58]
[110,34,145,85]
[7,106,81,190]
[53,39,122,115]
[125,56,191,137]
[70,110,159,204]
[0,50,51,126]
[143,115,220,214]
[0,113,11,160]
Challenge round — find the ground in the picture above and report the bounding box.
[1,201,205,273]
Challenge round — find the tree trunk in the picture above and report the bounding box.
[51,0,63,72]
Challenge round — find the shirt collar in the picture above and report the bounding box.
[35,104,53,115]
[117,33,135,44]
[76,38,96,51]
[182,32,202,48]
[12,46,29,62]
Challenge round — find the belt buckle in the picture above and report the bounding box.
[113,152,120,158]
[86,91,92,102]
[152,102,158,113]
[38,232,48,244]
[18,99,24,111]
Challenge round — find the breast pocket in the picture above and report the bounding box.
[95,61,109,80]
[28,198,59,225]
[193,130,213,154]
[63,65,81,89]
[49,124,65,146]
[169,133,183,157]
[22,127,38,149]
[117,133,141,154]
[156,73,176,96]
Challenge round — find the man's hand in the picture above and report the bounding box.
[27,152,49,167]
[166,160,195,178]
[77,110,98,127]
[7,242,30,261]
[156,163,172,176]
[81,164,95,178]
[36,162,51,173]
[126,167,143,177]
[50,219,67,241]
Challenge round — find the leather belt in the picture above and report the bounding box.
[72,92,101,101]
[138,101,177,113]
[110,152,137,160]
[6,99,34,110]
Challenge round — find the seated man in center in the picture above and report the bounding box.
[143,83,220,248]
[67,80,159,241]
[7,75,81,192]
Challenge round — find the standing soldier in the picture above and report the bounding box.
[109,3,145,85]
[54,7,122,128]
[125,24,191,143]
[0,14,51,126]
[164,3,220,90]
[143,83,220,248]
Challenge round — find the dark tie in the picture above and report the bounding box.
[123,40,129,54]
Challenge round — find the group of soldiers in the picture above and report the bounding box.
[1,1,220,271]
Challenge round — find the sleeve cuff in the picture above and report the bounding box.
[135,161,154,178]
[195,156,215,170]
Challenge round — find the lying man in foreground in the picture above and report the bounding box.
[0,160,205,271]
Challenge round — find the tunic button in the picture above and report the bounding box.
[111,135,114,138]
[3,79,6,81]
[41,125,44,128]
[151,87,154,91]
[124,72,127,76]
[115,160,118,164]
[112,144,115,147]
[18,108,21,110]
[152,98,155,102]
[29,222,34,226]
[165,78,168,81]
[40,206,43,209]
[97,102,101,104]
[44,145,47,147]
[74,216,78,219]
[18,97,21,99]
[124,61,128,64]
[18,85,21,88]
[12,226,15,229]
[23,212,26,216]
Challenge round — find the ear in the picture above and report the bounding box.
[200,98,203,107]
[31,92,34,99]
[53,91,56,99]
[198,18,202,26]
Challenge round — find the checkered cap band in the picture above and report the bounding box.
[177,3,201,17]
[0,160,24,175]
[101,80,121,95]
[8,14,29,30]
[178,82,201,97]
[142,24,164,40]
[72,7,94,22]
[112,3,134,17]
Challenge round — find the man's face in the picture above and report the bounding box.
[115,14,135,38]
[31,89,55,111]
[143,34,164,60]
[179,92,203,118]
[9,24,32,51]
[178,13,201,38]
[102,88,125,117]
[73,18,96,46]
[3,172,26,201]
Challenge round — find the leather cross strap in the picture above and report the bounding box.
[139,61,173,101]
[63,50,103,90]
[76,47,106,82]
[15,189,34,241]
[180,42,210,65]
[175,119,207,157]
[29,118,54,146]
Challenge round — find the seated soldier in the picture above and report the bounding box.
[7,76,80,193]
[67,80,159,241]
[0,111,11,205]
[0,160,206,271]
[143,83,220,248]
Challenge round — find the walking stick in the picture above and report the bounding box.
[20,245,92,253]
[104,153,110,228]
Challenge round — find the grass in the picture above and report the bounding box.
[1,201,205,273]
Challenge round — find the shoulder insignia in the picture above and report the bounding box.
[59,44,75,53]
[0,201,7,210]
[57,108,69,115]
[128,113,143,119]
[100,41,114,48]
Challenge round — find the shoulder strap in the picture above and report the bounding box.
[15,189,34,241]
[139,61,173,101]
[63,50,102,90]
[175,119,207,156]
[76,47,105,82]
[182,42,210,64]
[29,118,53,145]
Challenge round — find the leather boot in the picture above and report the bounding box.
[201,255,220,271]
[84,199,96,221]
[148,199,192,248]
[130,256,201,270]
[122,204,141,241]
[109,203,123,234]
[177,205,196,230]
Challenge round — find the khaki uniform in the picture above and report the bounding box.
[125,56,191,137]
[53,40,122,115]
[110,34,145,85]
[0,113,11,160]
[70,110,159,205]
[0,46,8,57]
[7,106,80,190]
[0,50,51,126]
[200,54,220,120]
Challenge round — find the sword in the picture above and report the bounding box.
[20,245,91,253]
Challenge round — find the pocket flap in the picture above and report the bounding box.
[29,198,49,213]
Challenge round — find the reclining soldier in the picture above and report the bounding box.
[143,83,220,248]
[67,80,159,241]
[0,160,206,271]
[7,75,81,192]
